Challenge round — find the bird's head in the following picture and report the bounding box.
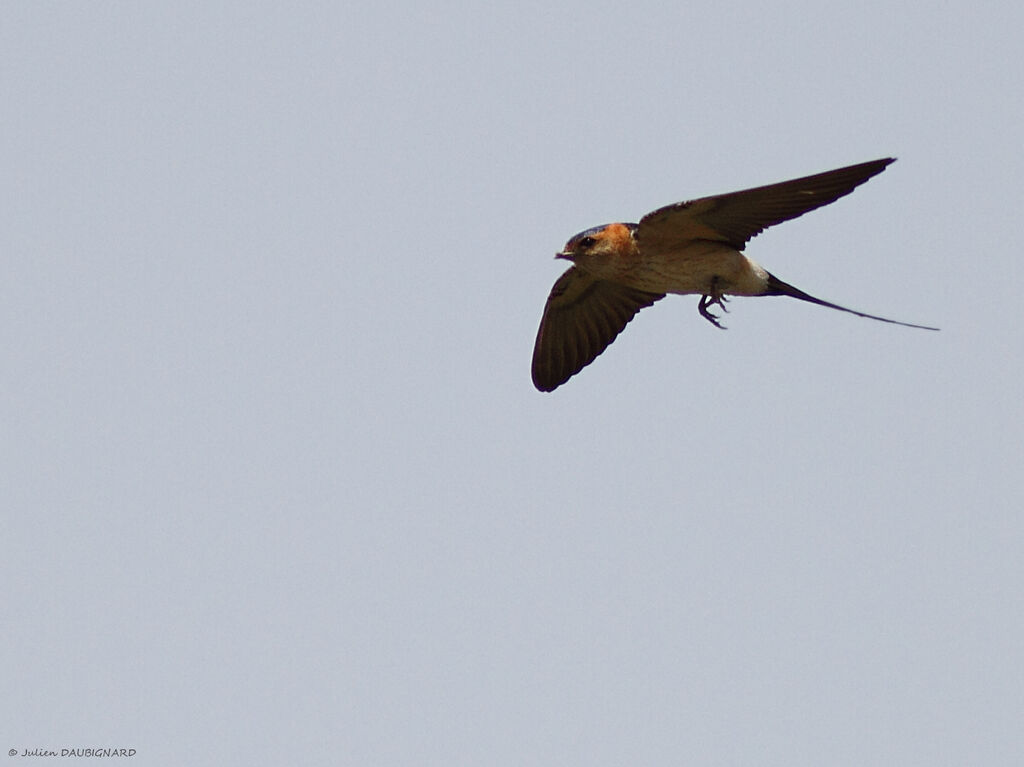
[556,223,639,274]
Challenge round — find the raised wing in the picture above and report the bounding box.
[531,267,664,392]
[636,158,895,253]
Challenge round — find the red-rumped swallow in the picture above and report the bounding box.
[531,158,937,392]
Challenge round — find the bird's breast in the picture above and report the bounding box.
[625,241,770,296]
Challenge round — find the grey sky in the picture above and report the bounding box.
[3,2,1022,765]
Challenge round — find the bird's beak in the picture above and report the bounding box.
[555,251,572,261]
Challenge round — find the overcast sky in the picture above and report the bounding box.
[3,2,1022,765]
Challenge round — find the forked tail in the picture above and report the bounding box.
[764,273,939,330]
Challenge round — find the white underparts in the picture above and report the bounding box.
[627,242,771,297]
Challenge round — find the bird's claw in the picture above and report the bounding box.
[699,292,729,329]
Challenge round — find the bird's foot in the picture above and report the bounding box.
[698,291,729,329]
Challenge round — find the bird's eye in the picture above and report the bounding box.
[578,236,596,248]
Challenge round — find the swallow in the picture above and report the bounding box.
[531,158,938,392]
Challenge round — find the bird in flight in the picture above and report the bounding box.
[531,158,937,392]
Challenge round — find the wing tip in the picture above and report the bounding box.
[531,370,561,392]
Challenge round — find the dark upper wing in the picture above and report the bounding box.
[636,158,895,252]
[531,266,664,392]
